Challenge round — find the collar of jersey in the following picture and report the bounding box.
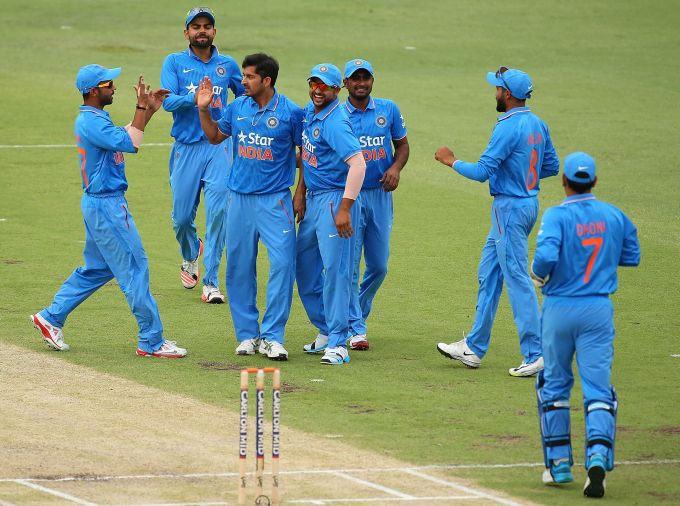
[185,45,219,62]
[79,105,109,117]
[312,98,340,121]
[562,193,597,205]
[248,90,280,113]
[497,106,530,122]
[344,96,375,113]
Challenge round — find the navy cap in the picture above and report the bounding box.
[76,64,121,94]
[486,67,533,100]
[344,58,374,79]
[564,151,596,183]
[309,63,342,88]
[185,7,215,28]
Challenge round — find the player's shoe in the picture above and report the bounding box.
[349,334,369,350]
[30,313,70,351]
[303,333,328,354]
[583,454,607,498]
[321,346,350,365]
[509,356,544,377]
[258,340,288,361]
[180,238,203,289]
[542,459,574,485]
[136,340,187,358]
[235,338,260,356]
[436,339,481,368]
[201,284,225,304]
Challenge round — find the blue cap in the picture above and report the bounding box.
[486,67,533,100]
[76,64,121,94]
[309,63,342,88]
[344,58,374,79]
[185,7,215,28]
[564,152,596,183]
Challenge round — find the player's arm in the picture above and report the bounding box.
[196,77,229,144]
[335,152,366,237]
[619,212,641,267]
[381,102,410,191]
[122,76,170,151]
[539,125,560,179]
[531,209,563,287]
[160,56,195,112]
[293,148,306,222]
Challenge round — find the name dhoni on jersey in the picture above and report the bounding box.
[576,221,606,237]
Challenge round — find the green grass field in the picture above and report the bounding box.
[1,0,680,504]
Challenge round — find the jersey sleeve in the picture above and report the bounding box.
[453,122,517,182]
[291,104,304,147]
[84,115,136,153]
[161,55,195,112]
[227,58,245,98]
[539,123,560,179]
[324,115,361,161]
[389,101,407,140]
[618,211,641,266]
[216,102,234,137]
[532,207,563,279]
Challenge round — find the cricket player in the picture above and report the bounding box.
[343,58,409,351]
[31,65,186,359]
[161,7,244,303]
[197,53,304,361]
[532,152,640,498]
[435,66,560,376]
[297,63,366,365]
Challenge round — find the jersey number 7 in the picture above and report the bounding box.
[581,237,603,284]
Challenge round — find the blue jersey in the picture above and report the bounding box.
[217,92,304,194]
[74,106,136,194]
[532,194,641,297]
[454,107,560,197]
[161,46,244,144]
[343,97,407,189]
[301,99,361,191]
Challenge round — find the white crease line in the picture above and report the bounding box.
[334,471,414,499]
[287,497,483,504]
[0,499,18,506]
[0,143,171,149]
[14,480,97,505]
[404,469,522,506]
[3,458,678,483]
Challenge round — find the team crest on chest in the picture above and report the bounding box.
[312,127,321,139]
[375,115,387,128]
[267,116,279,129]
[216,66,226,76]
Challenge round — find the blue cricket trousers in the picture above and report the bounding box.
[296,190,361,348]
[40,193,164,353]
[349,187,393,336]
[169,139,231,288]
[466,195,541,362]
[226,190,296,344]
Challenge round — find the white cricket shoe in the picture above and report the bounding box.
[258,340,289,361]
[30,313,70,351]
[321,346,350,365]
[180,239,203,289]
[349,334,369,350]
[509,356,544,377]
[303,333,328,354]
[136,340,187,358]
[436,339,481,368]
[235,338,260,356]
[201,284,225,304]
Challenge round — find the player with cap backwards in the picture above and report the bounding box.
[30,65,187,358]
[531,152,640,497]
[196,53,304,361]
[160,7,244,303]
[342,58,409,351]
[297,63,366,365]
[435,66,560,376]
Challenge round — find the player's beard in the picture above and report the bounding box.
[190,34,213,48]
[496,94,507,113]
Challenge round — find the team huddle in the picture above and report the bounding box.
[28,6,641,500]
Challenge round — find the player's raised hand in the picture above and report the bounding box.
[196,77,214,110]
[134,75,151,108]
[435,146,456,167]
[147,89,170,112]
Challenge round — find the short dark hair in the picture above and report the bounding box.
[566,178,595,194]
[242,53,279,87]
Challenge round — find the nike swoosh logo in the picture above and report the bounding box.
[283,229,292,234]
[463,352,476,356]
[182,68,194,73]
[328,234,338,238]
[237,116,248,121]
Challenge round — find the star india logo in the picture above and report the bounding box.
[376,116,387,127]
[267,117,279,129]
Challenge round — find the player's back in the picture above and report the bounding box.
[542,195,640,297]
